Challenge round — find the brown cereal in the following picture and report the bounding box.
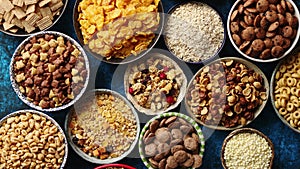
[252,39,265,51]
[271,46,284,57]
[143,115,203,168]
[186,59,267,128]
[229,0,299,60]
[260,48,271,59]
[12,33,87,109]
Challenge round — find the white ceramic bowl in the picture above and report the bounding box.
[65,89,140,164]
[270,48,300,134]
[139,112,205,169]
[0,109,68,168]
[185,57,269,130]
[227,0,300,62]
[10,31,90,112]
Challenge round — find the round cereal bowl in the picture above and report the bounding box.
[0,0,68,36]
[94,164,136,169]
[164,1,226,64]
[0,109,68,168]
[270,48,300,133]
[65,89,140,164]
[227,0,300,62]
[221,128,274,169]
[73,0,164,64]
[185,57,269,130]
[124,51,187,116]
[10,31,90,112]
[139,112,205,169]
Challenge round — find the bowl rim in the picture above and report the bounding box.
[138,112,205,169]
[123,51,188,115]
[184,57,270,130]
[9,31,90,112]
[227,0,300,63]
[220,128,274,169]
[0,0,68,37]
[163,1,226,65]
[270,46,300,134]
[64,88,141,164]
[94,164,136,169]
[72,0,165,65]
[0,109,69,168]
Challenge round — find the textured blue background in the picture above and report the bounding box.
[1,0,300,168]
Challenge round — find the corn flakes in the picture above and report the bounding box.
[78,0,160,60]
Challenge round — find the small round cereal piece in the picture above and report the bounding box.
[282,38,291,49]
[149,158,159,168]
[239,41,251,51]
[150,119,159,133]
[154,153,165,161]
[254,15,262,27]
[158,158,166,169]
[286,1,294,13]
[282,26,293,38]
[278,13,287,25]
[230,22,240,34]
[277,4,285,14]
[286,12,293,26]
[171,129,183,139]
[155,127,171,143]
[271,46,284,57]
[192,154,203,168]
[259,49,271,59]
[266,10,278,22]
[241,27,255,41]
[166,156,178,169]
[260,16,269,29]
[145,143,157,156]
[171,145,185,154]
[174,150,188,163]
[268,21,279,32]
[182,153,194,168]
[184,137,198,151]
[232,34,242,46]
[264,38,273,48]
[157,143,171,154]
[231,10,238,21]
[255,28,266,39]
[272,35,284,46]
[256,0,269,13]
[266,31,276,38]
[251,39,265,52]
[165,116,177,126]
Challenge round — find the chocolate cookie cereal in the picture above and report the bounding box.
[142,115,203,169]
[229,0,299,60]
[186,59,268,128]
[12,33,88,109]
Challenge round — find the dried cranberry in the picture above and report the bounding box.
[166,96,175,104]
[159,72,167,79]
[129,87,134,94]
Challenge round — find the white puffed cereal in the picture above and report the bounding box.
[165,2,224,63]
[224,132,272,169]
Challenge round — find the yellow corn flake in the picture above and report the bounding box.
[78,0,160,59]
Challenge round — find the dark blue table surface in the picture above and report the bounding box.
[1,0,300,168]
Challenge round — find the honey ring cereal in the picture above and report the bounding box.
[293,111,300,119]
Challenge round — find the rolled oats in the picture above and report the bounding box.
[69,91,138,160]
[165,2,224,63]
